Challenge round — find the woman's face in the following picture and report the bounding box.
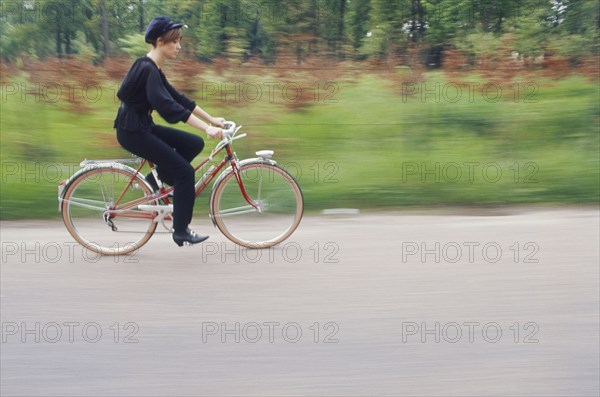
[157,37,181,59]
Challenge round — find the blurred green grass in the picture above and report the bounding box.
[1,71,598,219]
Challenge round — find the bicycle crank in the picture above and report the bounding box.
[138,204,174,223]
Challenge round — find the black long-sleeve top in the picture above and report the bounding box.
[114,56,196,133]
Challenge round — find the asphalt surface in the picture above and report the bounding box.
[1,208,599,396]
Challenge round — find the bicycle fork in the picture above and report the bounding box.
[231,159,262,214]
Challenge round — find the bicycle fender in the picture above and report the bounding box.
[58,163,150,213]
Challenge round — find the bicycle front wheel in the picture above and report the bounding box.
[210,162,304,248]
[61,166,157,255]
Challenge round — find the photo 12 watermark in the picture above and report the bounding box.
[401,162,539,184]
[201,321,340,343]
[401,241,540,264]
[0,81,119,104]
[401,82,540,104]
[200,241,340,264]
[1,241,140,264]
[402,321,540,343]
[1,321,140,343]
[2,161,83,184]
[200,81,339,105]
[278,161,340,184]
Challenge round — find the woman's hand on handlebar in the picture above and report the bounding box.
[208,116,226,138]
[206,126,223,140]
[210,117,226,128]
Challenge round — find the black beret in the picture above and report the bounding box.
[145,16,183,43]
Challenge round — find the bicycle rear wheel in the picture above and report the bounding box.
[210,162,303,248]
[61,166,157,255]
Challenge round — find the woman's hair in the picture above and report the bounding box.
[152,28,183,47]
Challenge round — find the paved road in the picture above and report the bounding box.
[1,208,599,396]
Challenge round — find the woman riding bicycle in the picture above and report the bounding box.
[114,16,225,247]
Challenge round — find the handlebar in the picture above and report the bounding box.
[221,121,243,140]
[208,121,246,159]
[222,121,236,135]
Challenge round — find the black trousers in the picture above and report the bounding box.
[116,124,205,232]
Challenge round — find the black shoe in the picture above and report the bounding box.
[173,228,209,246]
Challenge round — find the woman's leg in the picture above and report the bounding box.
[117,128,196,233]
[149,125,205,186]
[151,125,205,162]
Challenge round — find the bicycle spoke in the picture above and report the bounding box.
[99,173,110,206]
[64,198,109,212]
[218,205,259,216]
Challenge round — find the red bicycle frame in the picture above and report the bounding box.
[111,142,258,221]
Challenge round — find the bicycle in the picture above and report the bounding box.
[58,122,304,255]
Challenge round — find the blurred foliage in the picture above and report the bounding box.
[0,0,597,65]
[117,33,150,58]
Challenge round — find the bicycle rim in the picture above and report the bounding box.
[62,167,157,255]
[211,163,303,248]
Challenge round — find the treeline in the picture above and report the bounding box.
[0,0,598,66]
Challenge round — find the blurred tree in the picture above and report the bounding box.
[365,0,411,60]
[348,0,372,57]
[553,0,599,56]
[100,0,110,56]
[193,0,228,60]
[0,0,597,66]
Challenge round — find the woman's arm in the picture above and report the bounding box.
[186,113,223,139]
[191,105,225,127]
[160,77,224,128]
